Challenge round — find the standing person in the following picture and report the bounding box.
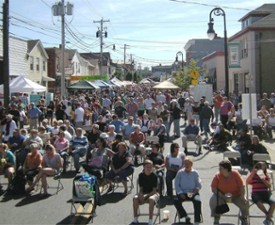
[126,97,138,122]
[74,102,84,128]
[174,157,202,225]
[159,104,170,137]
[200,101,214,140]
[144,94,155,115]
[169,99,182,138]
[46,100,55,126]
[28,102,42,130]
[198,97,205,133]
[165,143,185,197]
[131,160,159,225]
[213,91,223,122]
[259,93,273,111]
[247,162,275,225]
[220,97,233,129]
[209,160,249,225]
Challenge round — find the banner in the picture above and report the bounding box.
[228,43,240,68]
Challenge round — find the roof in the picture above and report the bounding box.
[80,52,111,66]
[239,4,275,21]
[27,39,49,59]
[68,80,99,90]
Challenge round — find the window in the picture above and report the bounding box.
[43,60,46,71]
[30,56,34,70]
[240,38,248,59]
[36,57,40,71]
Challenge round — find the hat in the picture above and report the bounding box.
[100,132,109,139]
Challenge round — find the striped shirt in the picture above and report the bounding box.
[251,174,270,193]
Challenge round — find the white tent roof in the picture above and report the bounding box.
[152,80,180,90]
[0,76,47,93]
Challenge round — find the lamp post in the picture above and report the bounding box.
[207,7,229,97]
[175,51,184,70]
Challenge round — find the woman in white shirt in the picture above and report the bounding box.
[165,143,185,197]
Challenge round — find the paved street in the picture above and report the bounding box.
[0,118,274,225]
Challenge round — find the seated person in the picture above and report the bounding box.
[122,116,136,140]
[26,144,63,196]
[7,128,24,153]
[86,124,100,149]
[82,137,113,179]
[129,125,146,162]
[247,162,275,225]
[153,118,166,149]
[109,114,124,134]
[38,126,51,147]
[53,131,70,172]
[205,123,232,151]
[181,119,202,154]
[69,128,89,173]
[0,143,16,189]
[209,160,249,225]
[17,129,43,170]
[131,160,159,225]
[174,157,202,225]
[265,108,275,139]
[147,143,165,196]
[242,135,269,167]
[106,125,117,147]
[59,125,72,141]
[165,143,185,197]
[111,134,123,153]
[105,142,134,195]
[23,143,42,191]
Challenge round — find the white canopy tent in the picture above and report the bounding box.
[0,76,47,93]
[152,80,180,90]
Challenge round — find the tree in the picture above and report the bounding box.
[125,72,133,81]
[173,58,201,90]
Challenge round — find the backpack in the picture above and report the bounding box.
[6,170,26,195]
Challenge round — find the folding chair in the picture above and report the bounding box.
[136,177,161,224]
[71,174,99,218]
[223,150,246,172]
[245,183,266,224]
[111,172,134,194]
[40,171,64,195]
[252,154,274,190]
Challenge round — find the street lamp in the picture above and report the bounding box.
[207,7,229,97]
[175,51,184,70]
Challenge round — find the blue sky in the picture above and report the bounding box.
[7,0,275,68]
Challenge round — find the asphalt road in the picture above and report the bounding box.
[0,119,274,225]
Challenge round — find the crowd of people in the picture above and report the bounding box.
[0,87,274,225]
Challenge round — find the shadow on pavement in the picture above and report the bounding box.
[99,192,126,205]
[56,215,93,225]
[15,193,51,206]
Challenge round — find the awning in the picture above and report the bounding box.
[42,75,55,82]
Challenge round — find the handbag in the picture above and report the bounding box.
[215,181,230,214]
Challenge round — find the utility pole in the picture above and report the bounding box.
[123,44,130,75]
[94,18,110,76]
[52,1,73,98]
[3,0,10,108]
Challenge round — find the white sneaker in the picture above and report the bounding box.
[131,218,139,224]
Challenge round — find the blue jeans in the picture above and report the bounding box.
[202,118,210,138]
[72,147,87,171]
[173,119,180,136]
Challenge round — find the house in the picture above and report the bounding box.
[202,51,225,91]
[80,52,113,76]
[0,34,28,82]
[184,38,224,67]
[27,40,53,88]
[228,4,275,94]
[45,47,72,94]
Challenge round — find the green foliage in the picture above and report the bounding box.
[125,72,133,81]
[173,58,201,90]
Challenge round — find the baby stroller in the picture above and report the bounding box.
[71,174,100,220]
